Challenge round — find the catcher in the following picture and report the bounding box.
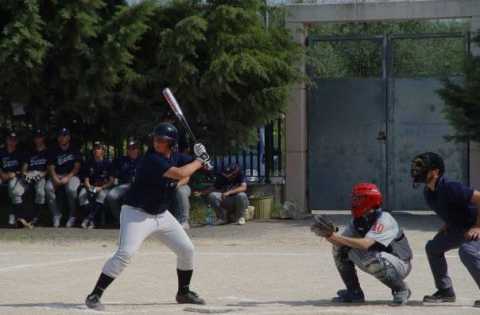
[312,183,413,305]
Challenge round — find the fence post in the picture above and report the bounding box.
[277,118,283,176]
[265,122,274,184]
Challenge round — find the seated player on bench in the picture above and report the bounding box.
[207,164,249,225]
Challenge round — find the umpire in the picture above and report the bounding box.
[411,152,480,307]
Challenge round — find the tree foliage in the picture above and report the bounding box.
[0,0,302,152]
[438,35,480,143]
[307,20,468,79]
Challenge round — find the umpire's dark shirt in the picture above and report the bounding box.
[424,176,477,230]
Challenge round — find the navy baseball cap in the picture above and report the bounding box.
[223,164,239,174]
[57,127,70,136]
[127,139,139,148]
[93,141,105,149]
[33,128,46,137]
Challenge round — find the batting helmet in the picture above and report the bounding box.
[152,123,178,145]
[411,152,445,184]
[351,183,383,218]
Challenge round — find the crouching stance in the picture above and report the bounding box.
[412,152,480,307]
[85,123,210,310]
[312,183,413,305]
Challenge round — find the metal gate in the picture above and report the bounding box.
[387,78,469,209]
[308,79,387,210]
[307,33,469,211]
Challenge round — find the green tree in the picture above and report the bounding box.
[0,0,302,152]
[307,20,468,79]
[35,0,154,143]
[438,35,480,142]
[135,0,302,150]
[0,0,49,124]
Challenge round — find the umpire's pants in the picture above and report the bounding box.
[426,229,480,290]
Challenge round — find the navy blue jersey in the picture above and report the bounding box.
[424,176,477,230]
[83,159,113,186]
[214,170,247,191]
[125,150,194,214]
[0,149,23,173]
[113,155,141,184]
[48,145,82,175]
[26,149,49,172]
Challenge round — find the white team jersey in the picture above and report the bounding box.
[342,211,400,247]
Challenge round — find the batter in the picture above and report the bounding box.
[85,123,210,310]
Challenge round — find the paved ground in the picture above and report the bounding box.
[1,213,480,315]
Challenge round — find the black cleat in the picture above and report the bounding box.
[423,289,456,303]
[85,293,105,311]
[474,300,480,308]
[332,289,365,303]
[176,290,206,305]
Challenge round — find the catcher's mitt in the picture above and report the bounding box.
[311,215,338,238]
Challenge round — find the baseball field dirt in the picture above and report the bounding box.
[1,212,479,315]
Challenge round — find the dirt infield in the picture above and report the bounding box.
[1,213,480,315]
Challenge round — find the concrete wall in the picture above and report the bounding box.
[286,0,480,23]
[285,22,308,214]
[285,0,480,214]
[470,16,480,189]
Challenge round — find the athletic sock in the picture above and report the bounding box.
[177,269,193,294]
[91,273,114,297]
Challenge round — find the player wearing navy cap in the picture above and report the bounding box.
[85,123,210,310]
[0,131,25,226]
[106,139,141,220]
[411,152,480,307]
[78,141,114,229]
[15,129,49,227]
[45,128,82,228]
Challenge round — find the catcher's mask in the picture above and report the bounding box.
[354,209,382,236]
[351,183,383,219]
[410,152,444,188]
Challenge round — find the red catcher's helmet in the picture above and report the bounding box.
[351,183,383,218]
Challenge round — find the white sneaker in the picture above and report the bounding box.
[88,221,95,229]
[181,222,190,230]
[237,217,246,225]
[81,219,89,229]
[8,214,15,226]
[66,217,76,228]
[53,215,62,228]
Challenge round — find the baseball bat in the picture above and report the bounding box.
[162,88,197,143]
[162,88,214,171]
